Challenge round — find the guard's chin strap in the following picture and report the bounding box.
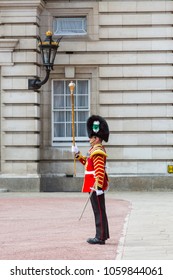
[90,136,97,146]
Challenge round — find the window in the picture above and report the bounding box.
[53,17,87,36]
[52,80,90,145]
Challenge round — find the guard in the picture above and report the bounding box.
[72,115,110,244]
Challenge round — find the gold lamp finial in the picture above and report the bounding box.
[69,81,75,93]
[46,30,52,36]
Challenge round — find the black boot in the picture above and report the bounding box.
[87,237,105,245]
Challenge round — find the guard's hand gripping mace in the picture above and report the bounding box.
[69,81,76,176]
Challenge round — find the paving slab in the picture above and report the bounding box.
[114,192,173,260]
[1,191,173,260]
[0,192,130,260]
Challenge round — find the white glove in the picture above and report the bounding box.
[71,144,79,154]
[90,187,104,196]
[96,189,104,196]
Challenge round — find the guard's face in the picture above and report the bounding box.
[89,136,101,146]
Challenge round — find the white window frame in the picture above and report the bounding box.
[53,17,87,36]
[52,79,90,146]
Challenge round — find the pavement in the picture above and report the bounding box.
[0,191,173,260]
[115,191,173,260]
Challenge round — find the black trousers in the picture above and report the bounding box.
[90,191,110,241]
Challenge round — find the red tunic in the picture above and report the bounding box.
[77,144,109,193]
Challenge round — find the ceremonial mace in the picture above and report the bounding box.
[68,81,76,176]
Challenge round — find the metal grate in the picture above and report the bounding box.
[53,17,87,35]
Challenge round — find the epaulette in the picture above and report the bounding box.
[90,145,107,158]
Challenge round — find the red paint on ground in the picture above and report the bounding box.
[0,195,130,260]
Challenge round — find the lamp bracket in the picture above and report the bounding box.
[28,69,50,91]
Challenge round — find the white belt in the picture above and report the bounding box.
[85,171,95,175]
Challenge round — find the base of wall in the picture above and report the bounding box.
[0,174,173,192]
[40,174,173,192]
[108,174,173,191]
[40,174,83,192]
[0,175,40,192]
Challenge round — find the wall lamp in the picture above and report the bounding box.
[28,31,62,90]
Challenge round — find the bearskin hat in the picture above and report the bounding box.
[87,115,109,142]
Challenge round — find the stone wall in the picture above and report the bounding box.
[39,1,173,191]
[0,0,173,191]
[0,0,45,191]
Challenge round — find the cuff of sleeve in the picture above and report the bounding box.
[75,152,82,159]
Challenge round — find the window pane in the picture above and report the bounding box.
[77,111,88,137]
[54,95,64,109]
[66,123,72,137]
[66,111,72,122]
[54,123,65,137]
[77,111,88,122]
[54,111,64,122]
[77,95,88,108]
[66,94,72,109]
[53,81,64,108]
[77,80,88,108]
[78,80,88,94]
[78,123,87,137]
[53,80,64,93]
